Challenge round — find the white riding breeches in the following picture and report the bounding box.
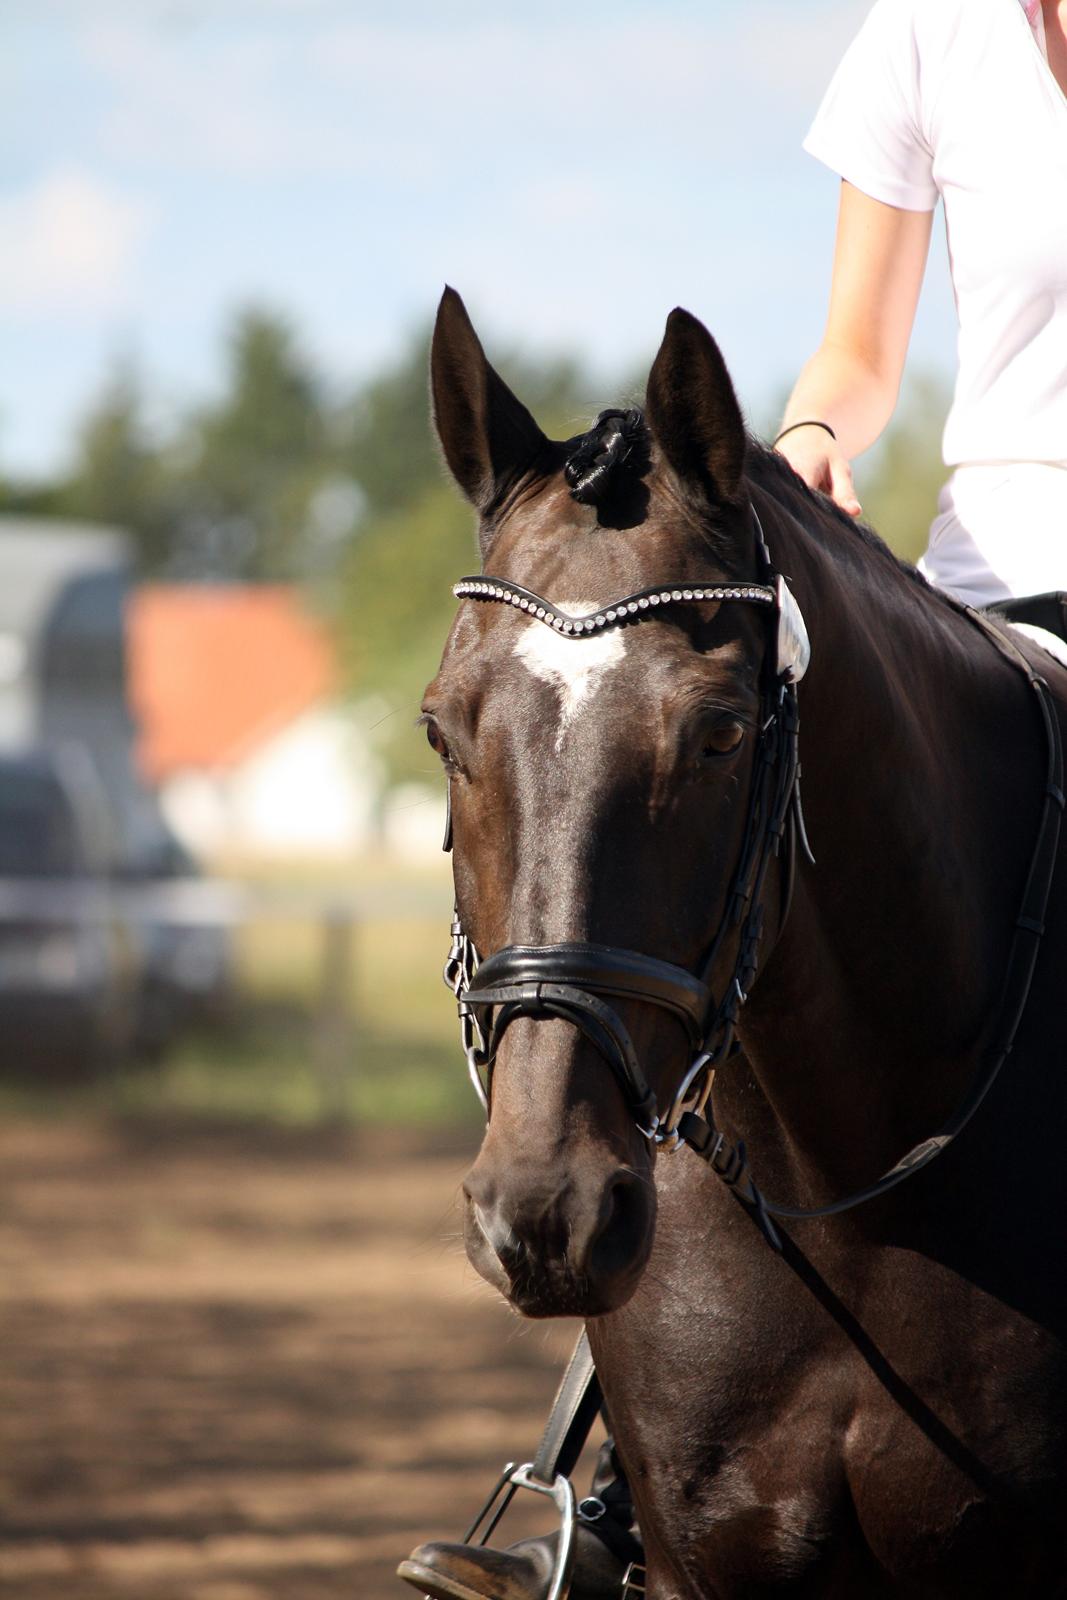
[918,461,1067,666]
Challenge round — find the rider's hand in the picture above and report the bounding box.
[775,426,862,518]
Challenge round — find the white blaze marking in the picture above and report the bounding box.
[513,601,627,750]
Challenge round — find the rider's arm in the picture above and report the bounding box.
[777,180,934,516]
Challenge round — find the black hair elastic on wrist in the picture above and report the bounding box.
[773,420,837,448]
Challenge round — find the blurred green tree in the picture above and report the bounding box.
[340,334,621,784]
[0,304,955,800]
[58,362,171,570]
[759,373,950,566]
[0,476,70,518]
[341,484,477,787]
[179,308,337,579]
[0,310,358,582]
[344,325,601,519]
[850,373,952,565]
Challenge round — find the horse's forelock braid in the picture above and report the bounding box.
[564,407,648,505]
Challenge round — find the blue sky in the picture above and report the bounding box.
[3,0,957,479]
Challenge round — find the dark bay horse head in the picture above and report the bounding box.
[426,288,797,1319]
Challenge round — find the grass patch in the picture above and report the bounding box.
[0,1014,480,1130]
[0,871,480,1131]
[119,1017,479,1128]
[238,914,453,1042]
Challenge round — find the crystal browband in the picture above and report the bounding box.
[452,576,776,635]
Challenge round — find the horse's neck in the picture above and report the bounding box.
[731,489,1039,1195]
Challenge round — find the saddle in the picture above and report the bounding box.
[984,592,1067,651]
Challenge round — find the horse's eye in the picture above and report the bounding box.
[702,721,744,758]
[425,719,451,761]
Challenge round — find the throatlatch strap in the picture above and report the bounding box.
[531,1331,602,1486]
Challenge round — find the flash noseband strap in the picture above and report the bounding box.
[452,576,776,636]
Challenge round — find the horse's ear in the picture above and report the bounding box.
[645,308,746,506]
[431,287,548,514]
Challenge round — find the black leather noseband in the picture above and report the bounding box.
[461,942,711,1132]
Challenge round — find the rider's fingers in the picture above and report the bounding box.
[829,457,862,518]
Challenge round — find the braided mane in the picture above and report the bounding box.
[564,408,650,506]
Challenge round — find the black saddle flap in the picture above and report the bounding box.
[984,592,1067,647]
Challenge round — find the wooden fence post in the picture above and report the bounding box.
[314,905,355,1123]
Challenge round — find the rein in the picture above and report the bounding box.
[442,512,1064,1251]
[681,607,1064,1248]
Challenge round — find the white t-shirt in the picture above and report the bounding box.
[804,0,1067,467]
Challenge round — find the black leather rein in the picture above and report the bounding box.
[679,607,1064,1248]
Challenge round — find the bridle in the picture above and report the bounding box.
[442,508,1064,1249]
[443,508,812,1148]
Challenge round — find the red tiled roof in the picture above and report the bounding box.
[127,586,336,780]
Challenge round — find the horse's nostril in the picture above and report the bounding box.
[610,1175,644,1231]
[590,1174,648,1278]
[471,1201,523,1267]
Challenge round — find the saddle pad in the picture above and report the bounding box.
[984,592,1067,667]
[1008,622,1067,668]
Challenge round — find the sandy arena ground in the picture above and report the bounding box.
[0,1120,586,1599]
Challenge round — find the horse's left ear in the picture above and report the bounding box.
[431,287,549,517]
[645,308,746,506]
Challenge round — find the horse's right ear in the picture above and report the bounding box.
[645,307,746,507]
[431,287,548,515]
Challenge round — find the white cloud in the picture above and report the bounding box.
[0,169,150,315]
[83,22,375,176]
[309,4,869,137]
[76,4,868,181]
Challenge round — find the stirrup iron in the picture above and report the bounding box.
[437,1458,577,1600]
[621,1561,647,1597]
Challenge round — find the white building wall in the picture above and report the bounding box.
[160,708,381,860]
[380,782,449,860]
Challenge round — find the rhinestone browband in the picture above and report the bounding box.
[452,576,776,635]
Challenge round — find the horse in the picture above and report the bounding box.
[420,286,1067,1597]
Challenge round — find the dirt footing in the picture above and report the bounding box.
[0,1119,585,1599]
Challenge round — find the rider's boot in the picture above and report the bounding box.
[397,1440,642,1600]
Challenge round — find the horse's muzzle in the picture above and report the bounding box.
[462,1153,655,1318]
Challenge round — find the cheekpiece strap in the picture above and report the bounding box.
[452,576,775,636]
